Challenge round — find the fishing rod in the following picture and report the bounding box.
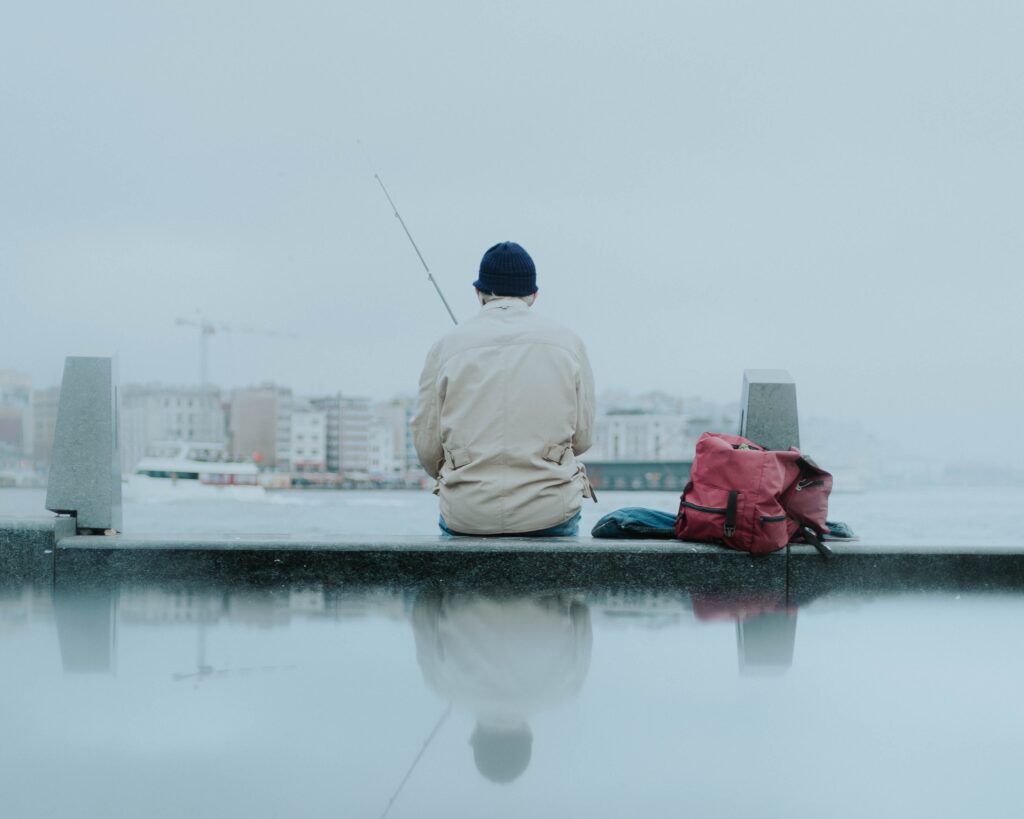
[358,141,459,326]
[379,702,453,819]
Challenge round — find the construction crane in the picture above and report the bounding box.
[175,311,297,387]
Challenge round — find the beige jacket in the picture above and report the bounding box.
[411,298,595,535]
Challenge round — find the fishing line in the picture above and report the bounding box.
[379,703,453,818]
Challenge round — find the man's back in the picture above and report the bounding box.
[412,297,595,535]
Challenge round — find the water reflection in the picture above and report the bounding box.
[412,590,591,783]
[43,582,795,680]
[691,592,797,673]
[5,559,1023,817]
[53,588,116,673]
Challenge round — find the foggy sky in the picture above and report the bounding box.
[3,1,1022,462]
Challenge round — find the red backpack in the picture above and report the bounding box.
[675,432,832,556]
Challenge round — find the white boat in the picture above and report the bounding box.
[126,442,265,499]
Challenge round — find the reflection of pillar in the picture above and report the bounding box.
[53,588,116,674]
[691,593,798,674]
[736,611,797,673]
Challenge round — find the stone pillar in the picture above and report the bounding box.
[45,357,122,533]
[739,369,800,451]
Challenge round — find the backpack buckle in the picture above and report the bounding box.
[723,490,739,538]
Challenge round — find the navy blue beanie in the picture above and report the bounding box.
[473,242,537,297]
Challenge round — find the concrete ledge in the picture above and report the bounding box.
[41,532,1024,596]
[56,534,1024,556]
[4,518,1024,594]
[53,535,784,594]
[788,542,1024,556]
[57,533,739,554]
[0,516,75,586]
[0,516,68,532]
[788,543,1024,596]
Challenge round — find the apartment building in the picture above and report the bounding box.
[120,384,226,473]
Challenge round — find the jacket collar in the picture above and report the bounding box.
[480,298,531,314]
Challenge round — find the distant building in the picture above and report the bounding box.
[310,394,372,475]
[598,390,685,416]
[684,398,739,443]
[588,391,692,462]
[0,370,33,458]
[121,384,226,473]
[367,422,400,477]
[339,397,372,474]
[228,385,292,470]
[369,396,420,479]
[585,392,741,463]
[589,411,691,461]
[289,401,327,473]
[31,386,60,467]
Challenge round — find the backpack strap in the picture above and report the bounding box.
[798,524,833,559]
[724,490,738,537]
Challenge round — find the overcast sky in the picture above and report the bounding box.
[3,1,1022,462]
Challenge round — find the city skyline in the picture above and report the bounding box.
[7,359,1021,491]
[0,364,739,483]
[3,361,976,495]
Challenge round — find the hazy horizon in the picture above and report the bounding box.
[4,1,1022,465]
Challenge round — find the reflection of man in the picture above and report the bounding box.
[412,591,592,783]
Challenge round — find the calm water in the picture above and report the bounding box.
[3,486,1024,817]
[2,484,1023,544]
[2,580,1023,817]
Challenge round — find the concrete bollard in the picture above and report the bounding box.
[739,369,800,451]
[45,357,122,534]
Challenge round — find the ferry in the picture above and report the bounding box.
[126,442,265,499]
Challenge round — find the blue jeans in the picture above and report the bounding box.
[439,512,581,537]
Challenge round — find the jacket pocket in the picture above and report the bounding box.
[444,447,472,470]
[542,444,570,464]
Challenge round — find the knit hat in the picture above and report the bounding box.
[473,242,537,297]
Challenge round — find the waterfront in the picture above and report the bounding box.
[2,485,1023,546]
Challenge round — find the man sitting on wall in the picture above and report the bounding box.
[411,241,596,536]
